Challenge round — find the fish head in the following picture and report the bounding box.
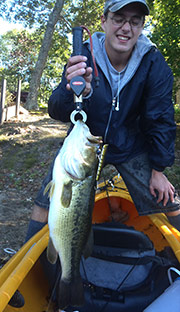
[60,120,102,180]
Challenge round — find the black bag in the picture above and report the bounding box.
[74,222,178,312]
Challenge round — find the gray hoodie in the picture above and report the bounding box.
[86,32,155,95]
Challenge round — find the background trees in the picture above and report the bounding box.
[0,30,39,89]
[150,0,180,94]
[0,0,179,109]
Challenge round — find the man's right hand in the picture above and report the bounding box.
[65,55,93,97]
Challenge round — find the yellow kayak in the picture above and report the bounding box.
[0,175,180,312]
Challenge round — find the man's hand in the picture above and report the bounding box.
[149,169,175,206]
[65,55,93,97]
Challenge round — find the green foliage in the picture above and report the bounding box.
[37,26,71,106]
[0,30,39,81]
[3,0,56,27]
[146,0,154,10]
[150,0,180,90]
[174,105,180,124]
[1,0,179,107]
[69,0,104,33]
[0,0,105,106]
[0,26,71,105]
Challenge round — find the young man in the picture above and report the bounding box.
[25,0,180,309]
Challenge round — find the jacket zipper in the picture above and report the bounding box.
[104,97,116,143]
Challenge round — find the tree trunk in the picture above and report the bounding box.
[25,0,65,110]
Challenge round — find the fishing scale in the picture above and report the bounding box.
[69,26,108,181]
[70,26,87,124]
[70,26,99,124]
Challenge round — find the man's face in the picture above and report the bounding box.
[101,4,144,58]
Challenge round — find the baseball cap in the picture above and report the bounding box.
[104,0,149,15]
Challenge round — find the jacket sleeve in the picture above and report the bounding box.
[48,67,74,122]
[48,46,92,123]
[140,50,176,172]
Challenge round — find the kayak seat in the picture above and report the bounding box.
[92,222,153,251]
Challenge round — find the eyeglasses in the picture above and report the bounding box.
[108,15,144,29]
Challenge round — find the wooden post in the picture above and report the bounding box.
[0,79,6,125]
[15,79,21,118]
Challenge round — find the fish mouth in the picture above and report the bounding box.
[64,170,80,180]
[86,135,102,146]
[64,136,102,180]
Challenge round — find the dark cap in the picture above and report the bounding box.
[104,0,149,15]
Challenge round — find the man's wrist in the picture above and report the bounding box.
[151,169,163,177]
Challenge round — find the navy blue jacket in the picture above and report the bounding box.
[48,38,176,172]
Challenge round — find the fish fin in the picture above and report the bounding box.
[58,277,84,310]
[83,227,94,259]
[61,181,72,208]
[43,181,55,199]
[46,237,58,264]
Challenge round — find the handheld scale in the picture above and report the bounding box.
[70,27,87,124]
[69,26,108,180]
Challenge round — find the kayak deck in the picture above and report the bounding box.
[1,175,180,312]
[94,176,180,254]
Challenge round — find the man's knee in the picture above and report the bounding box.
[31,204,48,223]
[165,208,180,217]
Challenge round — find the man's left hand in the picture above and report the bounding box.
[149,169,175,206]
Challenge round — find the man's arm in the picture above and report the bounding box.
[140,50,176,172]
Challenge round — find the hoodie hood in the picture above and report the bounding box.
[85,32,155,93]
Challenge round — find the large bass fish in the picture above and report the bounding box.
[45,120,102,310]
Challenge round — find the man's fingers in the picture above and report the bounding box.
[162,190,169,206]
[83,67,93,77]
[149,186,157,198]
[156,190,164,204]
[150,170,176,207]
[66,66,92,88]
[67,55,87,66]
[169,188,175,204]
[156,187,175,206]
[170,183,175,192]
[66,67,92,95]
[66,55,88,81]
[66,63,87,81]
[66,83,71,91]
[84,74,92,84]
[65,55,93,96]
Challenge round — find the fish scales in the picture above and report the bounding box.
[45,120,102,310]
[55,178,94,279]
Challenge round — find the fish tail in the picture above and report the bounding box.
[58,279,70,310]
[71,276,84,307]
[58,277,84,310]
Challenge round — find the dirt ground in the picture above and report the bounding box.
[0,110,69,264]
[0,109,180,267]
